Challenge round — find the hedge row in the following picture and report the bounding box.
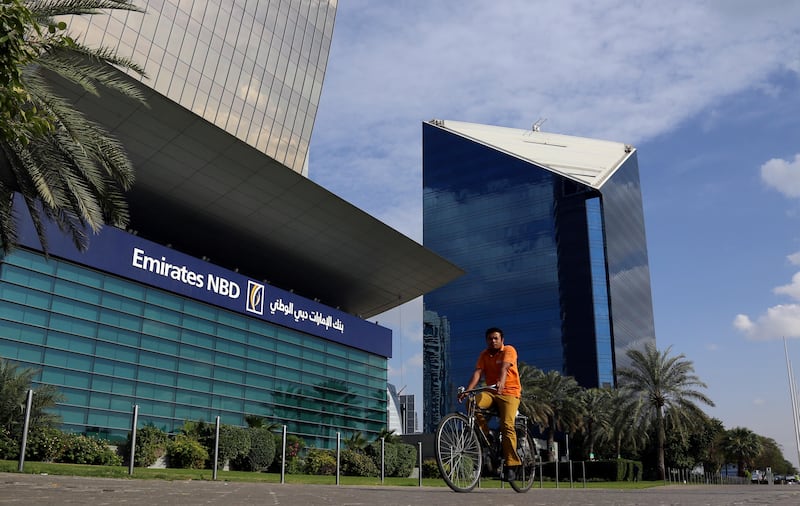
[538,458,643,481]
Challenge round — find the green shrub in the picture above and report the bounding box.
[166,434,209,469]
[576,459,643,481]
[367,441,416,477]
[392,443,416,478]
[216,425,251,465]
[268,433,305,472]
[60,433,122,466]
[421,458,441,479]
[25,426,64,462]
[120,424,169,467]
[341,449,379,477]
[304,448,336,475]
[285,455,305,474]
[230,427,276,472]
[0,427,18,460]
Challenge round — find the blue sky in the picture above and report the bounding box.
[309,0,800,465]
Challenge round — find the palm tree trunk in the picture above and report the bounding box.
[547,416,556,462]
[656,405,666,481]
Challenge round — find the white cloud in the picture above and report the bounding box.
[312,0,800,234]
[775,272,800,300]
[733,304,800,340]
[761,154,800,198]
[789,252,800,265]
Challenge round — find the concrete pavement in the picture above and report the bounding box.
[2,472,800,505]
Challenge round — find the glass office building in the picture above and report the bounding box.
[422,120,656,418]
[0,213,391,447]
[422,309,450,433]
[66,0,335,175]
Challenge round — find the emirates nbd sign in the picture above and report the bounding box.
[14,203,390,357]
[130,247,239,296]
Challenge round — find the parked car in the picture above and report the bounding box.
[751,470,764,483]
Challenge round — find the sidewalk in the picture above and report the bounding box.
[3,472,800,506]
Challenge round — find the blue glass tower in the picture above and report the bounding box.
[422,120,656,422]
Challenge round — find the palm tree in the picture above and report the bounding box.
[606,387,648,459]
[722,427,762,477]
[375,428,401,444]
[580,388,612,460]
[617,344,714,480]
[517,362,552,428]
[520,367,585,462]
[344,431,368,451]
[0,356,63,440]
[0,0,146,253]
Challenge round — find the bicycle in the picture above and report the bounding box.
[434,385,538,493]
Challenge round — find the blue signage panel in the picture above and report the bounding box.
[13,202,392,357]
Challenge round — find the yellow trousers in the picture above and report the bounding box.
[474,391,521,467]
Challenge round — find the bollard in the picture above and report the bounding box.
[128,404,139,475]
[569,460,573,488]
[418,441,422,487]
[582,460,586,488]
[18,389,33,472]
[336,432,341,485]
[280,426,287,484]
[212,416,220,481]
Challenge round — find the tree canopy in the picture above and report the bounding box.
[0,0,146,253]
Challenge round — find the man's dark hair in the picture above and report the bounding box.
[485,327,504,339]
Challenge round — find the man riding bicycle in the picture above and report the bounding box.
[458,327,521,480]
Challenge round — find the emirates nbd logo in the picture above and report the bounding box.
[246,280,265,315]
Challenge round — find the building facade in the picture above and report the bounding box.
[422,309,450,432]
[0,208,390,447]
[0,2,464,448]
[67,0,335,175]
[386,384,404,435]
[422,120,656,419]
[399,394,416,434]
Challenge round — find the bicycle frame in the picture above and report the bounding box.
[460,386,524,471]
[436,385,536,493]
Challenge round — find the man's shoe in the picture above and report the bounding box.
[503,466,517,482]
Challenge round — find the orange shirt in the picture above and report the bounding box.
[476,344,521,397]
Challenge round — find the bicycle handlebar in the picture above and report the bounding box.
[457,384,497,397]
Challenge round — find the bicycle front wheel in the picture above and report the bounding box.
[509,432,537,493]
[435,413,482,492]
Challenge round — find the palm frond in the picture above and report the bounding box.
[25,0,143,22]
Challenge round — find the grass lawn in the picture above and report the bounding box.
[0,460,665,489]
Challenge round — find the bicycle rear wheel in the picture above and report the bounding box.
[435,413,482,492]
[509,432,537,493]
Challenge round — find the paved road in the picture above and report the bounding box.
[2,473,800,505]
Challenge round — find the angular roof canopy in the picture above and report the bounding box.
[428,120,635,189]
[42,75,464,319]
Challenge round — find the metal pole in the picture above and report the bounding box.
[380,437,385,483]
[17,389,33,472]
[128,404,139,475]
[212,416,220,481]
[555,456,559,488]
[539,459,543,488]
[582,460,586,488]
[569,459,573,488]
[418,441,422,487]
[785,339,800,469]
[336,432,341,485]
[280,425,287,484]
